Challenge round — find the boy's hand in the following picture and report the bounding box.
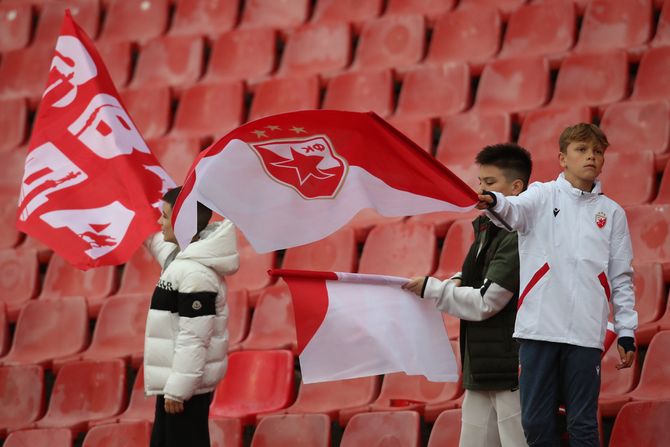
[476,192,495,210]
[165,398,184,414]
[616,337,636,370]
[402,277,426,296]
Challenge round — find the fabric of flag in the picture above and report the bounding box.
[15,10,175,270]
[271,269,460,384]
[172,110,478,251]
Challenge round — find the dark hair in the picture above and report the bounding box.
[475,143,533,189]
[162,187,213,234]
[559,123,609,153]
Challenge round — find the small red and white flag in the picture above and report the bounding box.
[172,110,477,251]
[15,11,175,269]
[271,269,459,384]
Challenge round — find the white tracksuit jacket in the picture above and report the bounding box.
[143,220,239,402]
[487,173,637,349]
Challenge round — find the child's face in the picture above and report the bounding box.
[478,164,523,197]
[559,140,604,187]
[158,202,177,244]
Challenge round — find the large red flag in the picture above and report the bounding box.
[15,11,175,270]
[172,110,478,251]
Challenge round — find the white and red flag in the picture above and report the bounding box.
[271,269,459,384]
[172,110,478,251]
[15,11,174,269]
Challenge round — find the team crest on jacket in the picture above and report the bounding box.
[595,212,607,228]
[250,135,347,199]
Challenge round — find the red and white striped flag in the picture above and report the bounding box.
[172,110,477,251]
[271,269,459,384]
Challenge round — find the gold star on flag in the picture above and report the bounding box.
[252,129,267,138]
[290,126,307,134]
[266,125,281,131]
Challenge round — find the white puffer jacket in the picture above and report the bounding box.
[143,220,239,402]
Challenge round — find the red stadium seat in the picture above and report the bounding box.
[249,76,320,121]
[131,35,204,89]
[209,350,295,424]
[386,0,456,22]
[351,15,425,72]
[323,70,394,117]
[0,3,32,52]
[35,360,126,433]
[434,219,475,279]
[205,28,276,84]
[149,137,201,184]
[34,0,101,45]
[100,0,169,44]
[282,228,357,272]
[609,400,670,447]
[209,418,243,447]
[341,411,421,446]
[427,409,462,447]
[116,245,162,295]
[1,297,88,368]
[251,414,331,447]
[39,254,117,317]
[518,106,592,158]
[16,237,52,265]
[311,0,382,29]
[0,98,27,152]
[599,338,639,417]
[226,231,276,299]
[0,148,25,196]
[239,0,309,30]
[97,41,133,89]
[83,421,152,447]
[574,0,652,57]
[237,283,297,352]
[475,57,550,114]
[632,46,670,101]
[426,6,501,74]
[0,248,40,322]
[341,208,405,242]
[422,343,465,421]
[172,82,244,139]
[0,197,22,249]
[552,50,629,108]
[170,0,238,38]
[0,44,54,104]
[599,151,656,206]
[0,365,44,436]
[358,221,437,277]
[120,87,171,140]
[625,331,670,402]
[625,205,670,267]
[652,0,670,47]
[387,117,433,153]
[632,263,667,326]
[4,428,72,447]
[395,63,470,119]
[601,100,670,157]
[0,304,8,357]
[228,290,250,347]
[499,0,575,65]
[276,23,351,79]
[655,159,670,204]
[89,366,155,426]
[459,0,528,17]
[407,209,481,238]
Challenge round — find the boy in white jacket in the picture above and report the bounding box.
[477,123,637,446]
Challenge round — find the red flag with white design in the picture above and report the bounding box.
[272,269,459,383]
[15,11,175,270]
[172,110,478,251]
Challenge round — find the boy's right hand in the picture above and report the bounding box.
[476,193,495,210]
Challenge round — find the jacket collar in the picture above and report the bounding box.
[556,172,602,199]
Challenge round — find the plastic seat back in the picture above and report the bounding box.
[120,87,171,140]
[427,409,462,447]
[518,106,592,158]
[4,428,72,447]
[323,70,394,117]
[239,283,297,352]
[34,0,100,45]
[82,421,152,447]
[249,76,320,121]
[118,366,155,423]
[435,219,475,278]
[278,22,351,78]
[205,28,276,83]
[251,414,331,447]
[209,417,243,447]
[0,365,44,433]
[100,0,169,44]
[609,400,670,447]
[172,82,244,139]
[170,0,238,38]
[625,205,670,265]
[0,44,54,102]
[131,35,204,89]
[341,411,421,447]
[311,0,382,28]
[285,376,381,419]
[0,248,40,321]
[601,100,670,155]
[599,151,655,206]
[226,231,276,293]
[0,197,22,249]
[117,245,161,295]
[0,98,27,151]
[240,0,309,30]
[282,228,357,273]
[0,3,32,52]
[628,331,670,400]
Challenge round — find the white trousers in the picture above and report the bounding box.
[459,389,528,447]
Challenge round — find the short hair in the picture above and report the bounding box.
[559,123,609,153]
[475,143,533,189]
[162,187,213,234]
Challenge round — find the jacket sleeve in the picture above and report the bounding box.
[423,277,514,321]
[144,232,179,269]
[486,182,546,235]
[609,209,638,339]
[163,269,219,402]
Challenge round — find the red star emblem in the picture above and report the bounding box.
[271,148,335,185]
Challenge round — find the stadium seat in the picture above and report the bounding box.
[632,46,670,101]
[552,50,629,108]
[358,221,437,277]
[204,28,276,84]
[311,0,382,30]
[499,0,575,65]
[574,0,652,57]
[148,137,201,184]
[0,248,40,322]
[631,263,666,327]
[1,297,88,368]
[652,0,670,47]
[209,350,295,424]
[83,421,152,447]
[351,14,425,72]
[609,400,670,447]
[17,236,52,264]
[228,290,250,347]
[237,283,297,352]
[386,117,432,153]
[172,82,244,140]
[0,98,27,151]
[459,0,528,17]
[240,0,309,30]
[434,219,475,279]
[625,205,670,267]
[474,56,550,114]
[426,6,501,74]
[624,331,670,403]
[276,22,351,79]
[251,414,331,447]
[427,409,462,447]
[518,106,593,158]
[395,63,470,120]
[423,347,465,421]
[116,245,162,295]
[120,87,171,140]
[341,208,405,242]
[282,228,357,272]
[340,411,421,446]
[407,209,481,238]
[598,151,656,206]
[655,159,670,204]
[35,360,126,433]
[34,0,101,45]
[4,428,72,447]
[88,366,155,426]
[226,231,276,300]
[248,75,320,121]
[0,365,44,436]
[131,35,204,89]
[209,418,243,447]
[0,44,54,104]
[0,304,7,357]
[323,69,394,117]
[0,196,22,249]
[97,41,133,89]
[385,0,456,22]
[600,100,670,158]
[0,148,25,196]
[599,338,639,417]
[170,0,238,38]
[39,254,117,317]
[99,0,169,44]
[0,3,32,52]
